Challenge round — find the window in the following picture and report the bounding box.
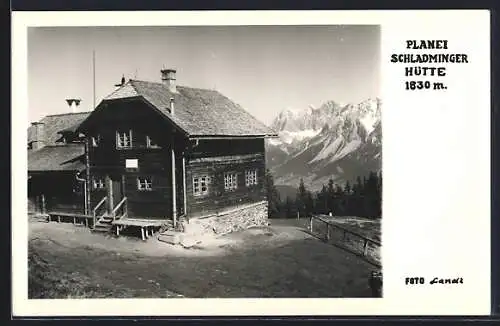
[245,169,258,186]
[193,175,211,197]
[91,134,101,147]
[137,176,153,191]
[116,130,132,149]
[92,177,105,190]
[224,172,238,191]
[146,135,160,148]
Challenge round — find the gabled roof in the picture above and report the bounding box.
[28,112,91,146]
[98,80,278,138]
[28,144,85,172]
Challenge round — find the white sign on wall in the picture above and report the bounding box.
[125,159,138,169]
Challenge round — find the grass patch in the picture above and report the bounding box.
[29,241,108,298]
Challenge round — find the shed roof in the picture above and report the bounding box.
[28,144,85,172]
[97,80,278,138]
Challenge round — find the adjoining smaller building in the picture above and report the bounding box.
[27,107,91,215]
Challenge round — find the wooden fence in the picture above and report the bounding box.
[309,215,381,266]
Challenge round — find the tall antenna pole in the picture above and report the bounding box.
[92,50,96,109]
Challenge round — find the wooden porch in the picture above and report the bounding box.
[44,194,174,241]
[34,165,180,240]
[47,212,94,227]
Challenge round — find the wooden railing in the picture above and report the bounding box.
[92,196,107,227]
[309,215,381,266]
[112,197,127,221]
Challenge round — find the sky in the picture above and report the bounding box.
[28,25,380,125]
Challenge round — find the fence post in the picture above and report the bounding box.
[309,216,313,232]
[326,223,331,241]
[363,239,368,256]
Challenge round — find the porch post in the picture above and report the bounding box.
[106,175,113,215]
[182,154,187,217]
[85,137,91,215]
[41,193,46,215]
[171,145,177,228]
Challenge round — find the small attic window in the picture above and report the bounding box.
[146,135,160,149]
[116,130,132,149]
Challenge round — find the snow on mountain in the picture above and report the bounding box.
[266,97,382,192]
[278,129,321,145]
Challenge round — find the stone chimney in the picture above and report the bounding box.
[161,68,177,93]
[30,122,46,150]
[66,98,81,113]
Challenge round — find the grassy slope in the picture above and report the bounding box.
[29,219,379,298]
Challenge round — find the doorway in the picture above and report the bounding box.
[106,173,124,212]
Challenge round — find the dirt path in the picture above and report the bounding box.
[29,219,379,298]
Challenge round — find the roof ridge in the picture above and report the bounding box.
[129,79,216,93]
[45,111,92,117]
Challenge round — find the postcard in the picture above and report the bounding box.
[12,10,491,316]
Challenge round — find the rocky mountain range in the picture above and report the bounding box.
[265,98,382,195]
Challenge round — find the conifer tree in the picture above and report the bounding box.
[326,178,336,214]
[284,196,295,219]
[296,178,308,217]
[317,184,328,214]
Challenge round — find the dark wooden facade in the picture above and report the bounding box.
[83,99,267,221]
[185,139,266,218]
[85,99,185,219]
[28,171,85,214]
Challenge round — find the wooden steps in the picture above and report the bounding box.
[91,214,114,234]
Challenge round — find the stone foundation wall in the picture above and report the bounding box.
[183,200,269,236]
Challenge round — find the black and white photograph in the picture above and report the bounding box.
[26,25,382,299]
[13,10,491,317]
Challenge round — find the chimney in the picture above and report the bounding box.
[65,98,81,113]
[170,97,175,115]
[161,68,177,93]
[31,122,46,150]
[114,75,126,90]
